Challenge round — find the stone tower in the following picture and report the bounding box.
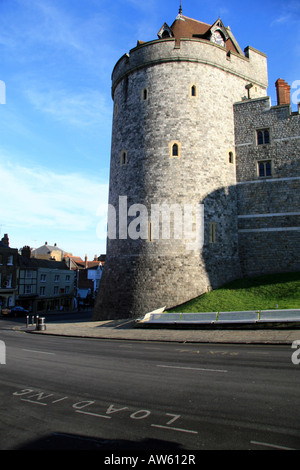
[93,9,268,320]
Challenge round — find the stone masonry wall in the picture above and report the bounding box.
[234,97,300,276]
[94,37,268,320]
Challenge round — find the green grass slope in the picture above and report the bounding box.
[168,272,300,313]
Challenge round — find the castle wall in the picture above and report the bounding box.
[94,37,269,320]
[234,97,300,276]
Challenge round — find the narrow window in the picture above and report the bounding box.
[169,141,181,158]
[229,151,234,164]
[189,84,197,98]
[120,150,127,166]
[258,160,272,177]
[209,222,217,244]
[264,130,270,144]
[172,143,178,157]
[257,129,270,145]
[141,88,148,101]
[259,162,265,177]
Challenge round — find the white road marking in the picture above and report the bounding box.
[21,399,48,405]
[75,410,111,419]
[151,424,198,434]
[22,349,55,355]
[250,440,296,450]
[157,364,227,373]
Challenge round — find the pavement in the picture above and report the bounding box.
[25,317,300,344]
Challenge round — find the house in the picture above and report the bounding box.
[18,246,75,313]
[31,242,72,262]
[65,254,104,308]
[0,234,18,312]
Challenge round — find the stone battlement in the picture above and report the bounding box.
[112,38,268,99]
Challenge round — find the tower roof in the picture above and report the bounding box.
[157,13,243,55]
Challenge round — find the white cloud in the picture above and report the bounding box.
[0,156,109,237]
[25,87,112,128]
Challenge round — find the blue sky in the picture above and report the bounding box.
[1,0,299,259]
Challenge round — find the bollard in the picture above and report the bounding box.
[26,315,29,328]
[36,317,46,331]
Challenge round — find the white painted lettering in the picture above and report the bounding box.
[72,400,95,409]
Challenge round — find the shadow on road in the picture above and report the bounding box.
[16,432,185,451]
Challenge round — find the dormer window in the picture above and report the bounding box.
[211,30,225,47]
[209,19,228,48]
[157,23,174,39]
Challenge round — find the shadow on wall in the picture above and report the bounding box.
[93,184,243,320]
[93,166,300,320]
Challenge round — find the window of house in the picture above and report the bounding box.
[209,222,217,244]
[257,129,270,145]
[258,160,272,177]
[54,286,59,296]
[7,255,13,265]
[66,274,70,281]
[25,284,32,294]
[65,286,70,294]
[40,286,45,296]
[40,274,46,282]
[54,274,60,282]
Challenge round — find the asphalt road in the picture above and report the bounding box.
[0,320,300,452]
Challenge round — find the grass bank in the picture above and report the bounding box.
[168,272,300,313]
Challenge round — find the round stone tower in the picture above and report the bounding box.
[93,9,268,320]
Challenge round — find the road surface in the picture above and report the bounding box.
[0,321,300,451]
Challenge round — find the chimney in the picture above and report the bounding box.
[275,79,291,106]
[1,234,9,247]
[21,246,31,259]
[85,254,88,269]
